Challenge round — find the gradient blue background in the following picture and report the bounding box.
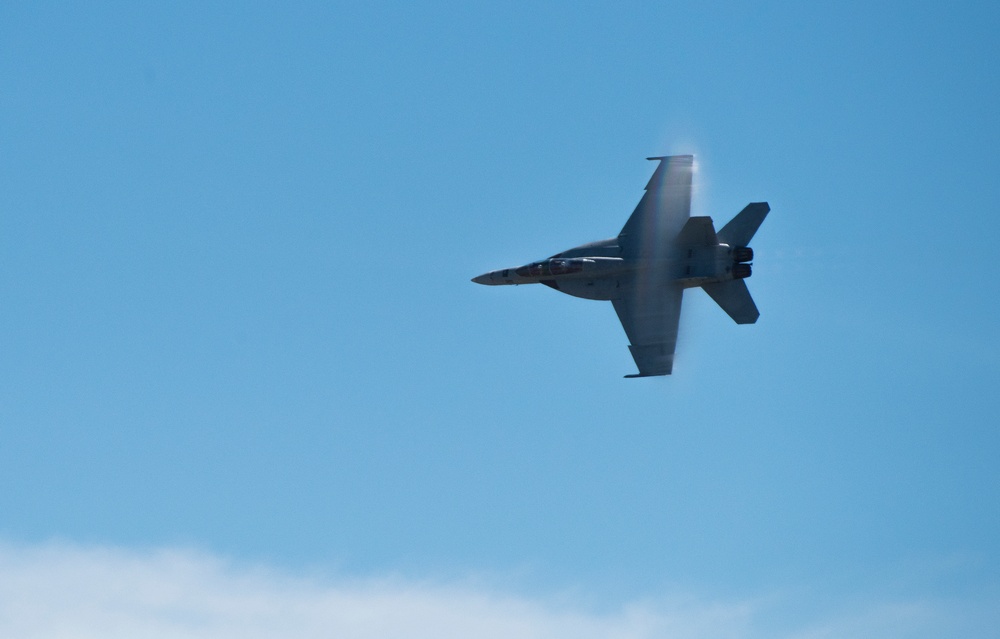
[2,0,997,610]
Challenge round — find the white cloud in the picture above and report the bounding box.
[0,542,995,639]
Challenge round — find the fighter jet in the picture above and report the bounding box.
[472,155,769,377]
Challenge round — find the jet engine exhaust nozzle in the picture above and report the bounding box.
[732,263,752,279]
[732,247,753,263]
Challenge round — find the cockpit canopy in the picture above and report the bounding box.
[515,258,585,278]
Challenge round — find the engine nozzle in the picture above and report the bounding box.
[732,263,752,279]
[732,246,753,263]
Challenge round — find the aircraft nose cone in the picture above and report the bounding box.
[471,272,492,285]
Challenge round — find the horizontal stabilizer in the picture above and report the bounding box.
[702,280,759,324]
[675,216,718,246]
[717,202,769,247]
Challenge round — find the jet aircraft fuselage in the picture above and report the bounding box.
[472,240,752,293]
[472,155,769,377]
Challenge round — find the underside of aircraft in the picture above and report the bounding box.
[472,156,769,377]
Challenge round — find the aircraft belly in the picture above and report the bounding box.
[548,278,622,301]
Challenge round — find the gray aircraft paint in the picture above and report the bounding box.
[472,156,769,377]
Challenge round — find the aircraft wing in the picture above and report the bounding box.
[612,281,683,377]
[613,155,692,377]
[618,155,693,260]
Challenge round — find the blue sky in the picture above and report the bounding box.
[2,2,999,635]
